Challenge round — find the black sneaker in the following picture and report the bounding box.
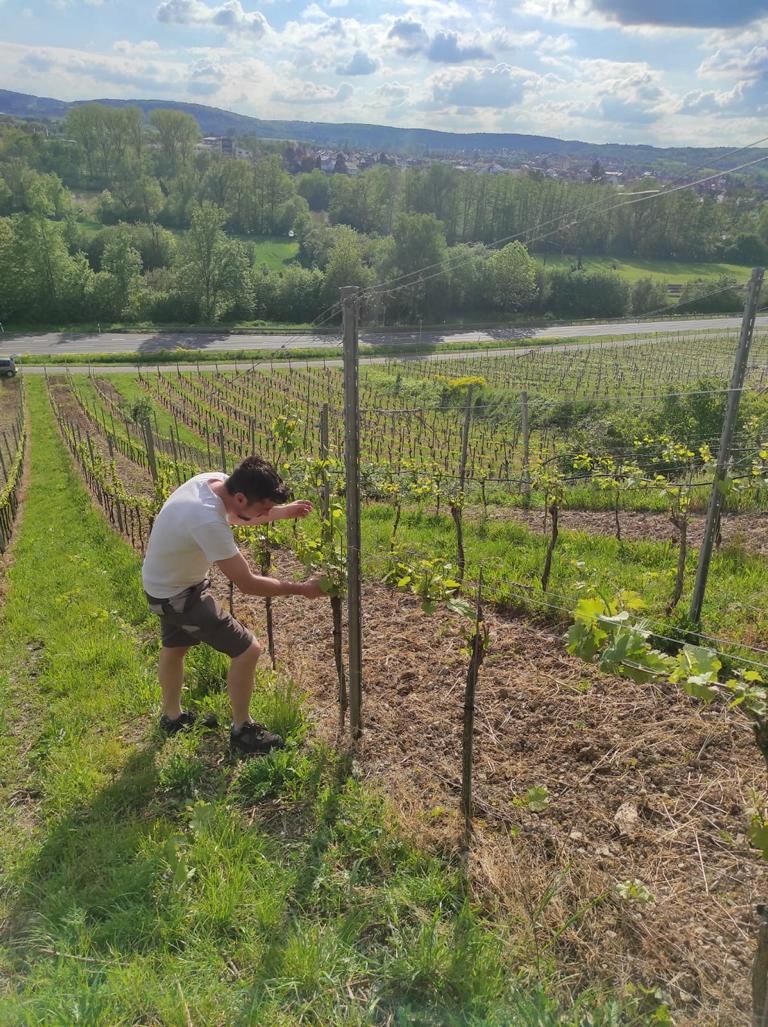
[230,721,285,756]
[159,711,219,734]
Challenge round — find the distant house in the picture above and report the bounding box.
[198,136,248,159]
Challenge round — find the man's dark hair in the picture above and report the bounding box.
[225,456,291,503]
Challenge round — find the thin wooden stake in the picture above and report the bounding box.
[320,402,347,728]
[461,572,487,848]
[753,904,768,1027]
[690,267,764,623]
[341,286,363,741]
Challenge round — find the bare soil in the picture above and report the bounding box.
[210,554,768,1027]
[48,382,155,501]
[0,378,21,435]
[91,378,124,409]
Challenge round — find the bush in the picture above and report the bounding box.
[544,269,630,319]
[677,274,744,314]
[630,276,669,316]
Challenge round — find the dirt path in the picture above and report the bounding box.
[210,555,767,1025]
[48,382,155,501]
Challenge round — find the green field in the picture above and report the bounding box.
[70,218,300,270]
[245,236,300,269]
[535,253,753,284]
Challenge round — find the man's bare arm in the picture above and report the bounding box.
[216,552,323,598]
[229,500,314,526]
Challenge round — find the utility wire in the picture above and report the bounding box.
[354,152,768,307]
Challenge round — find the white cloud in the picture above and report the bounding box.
[387,18,429,53]
[376,81,410,100]
[679,78,768,116]
[431,63,532,108]
[537,33,575,54]
[336,50,380,75]
[427,31,492,63]
[271,80,354,103]
[19,46,183,91]
[156,0,269,37]
[112,40,162,55]
[488,28,543,51]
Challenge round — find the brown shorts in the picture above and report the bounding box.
[145,578,254,658]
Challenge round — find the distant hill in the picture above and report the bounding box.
[0,87,764,177]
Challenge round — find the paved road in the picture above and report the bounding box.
[0,314,760,358]
[18,334,692,374]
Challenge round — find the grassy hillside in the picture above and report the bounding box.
[0,380,653,1025]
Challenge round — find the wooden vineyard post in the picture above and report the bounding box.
[142,419,159,484]
[215,425,235,616]
[689,267,764,624]
[451,384,473,583]
[461,573,488,848]
[754,904,768,1027]
[521,390,531,509]
[321,402,347,728]
[341,285,363,741]
[219,425,227,475]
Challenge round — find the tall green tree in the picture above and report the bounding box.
[150,109,201,177]
[485,241,537,311]
[385,212,448,319]
[321,226,373,305]
[101,231,143,317]
[297,169,331,212]
[175,202,248,322]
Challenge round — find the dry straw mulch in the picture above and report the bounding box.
[214,557,768,1027]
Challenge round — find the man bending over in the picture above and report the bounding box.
[142,455,323,756]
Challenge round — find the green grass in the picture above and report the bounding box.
[75,374,211,452]
[69,223,299,267]
[244,236,300,269]
[535,254,753,285]
[0,380,662,1025]
[72,217,104,239]
[360,504,768,669]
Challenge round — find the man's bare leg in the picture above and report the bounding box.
[159,646,190,719]
[227,640,263,729]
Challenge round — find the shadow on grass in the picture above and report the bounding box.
[1,739,169,965]
[235,750,354,1024]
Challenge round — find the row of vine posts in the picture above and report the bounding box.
[0,383,26,554]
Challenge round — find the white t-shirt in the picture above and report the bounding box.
[142,472,239,598]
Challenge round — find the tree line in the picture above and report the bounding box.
[0,103,764,327]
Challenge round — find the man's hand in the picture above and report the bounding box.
[276,500,313,521]
[296,575,325,599]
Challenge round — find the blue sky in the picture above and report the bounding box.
[1,0,768,145]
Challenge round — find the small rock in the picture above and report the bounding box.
[614,801,640,838]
